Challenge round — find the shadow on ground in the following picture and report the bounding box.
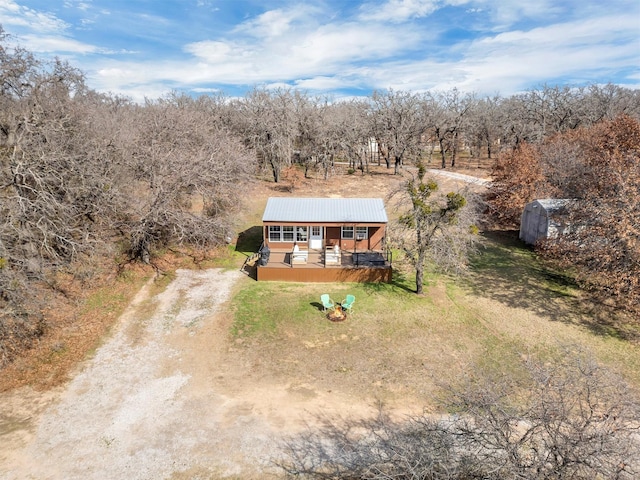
[465,230,638,342]
[310,301,325,312]
[236,226,263,253]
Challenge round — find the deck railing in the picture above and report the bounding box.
[240,242,263,273]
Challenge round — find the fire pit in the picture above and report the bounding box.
[327,305,347,322]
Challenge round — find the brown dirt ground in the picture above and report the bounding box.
[0,162,494,479]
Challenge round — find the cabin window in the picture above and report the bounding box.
[356,227,368,240]
[268,225,308,242]
[268,226,281,242]
[296,226,308,242]
[282,226,294,242]
[341,226,354,239]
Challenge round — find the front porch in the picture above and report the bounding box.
[256,249,392,283]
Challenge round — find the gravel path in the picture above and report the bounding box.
[426,169,491,186]
[0,269,285,479]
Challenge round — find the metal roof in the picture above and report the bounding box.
[262,197,388,223]
[531,198,572,212]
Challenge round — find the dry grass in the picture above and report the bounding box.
[226,264,640,412]
[0,264,151,392]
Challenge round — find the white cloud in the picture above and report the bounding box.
[196,0,218,8]
[182,14,426,86]
[488,0,562,29]
[0,0,103,55]
[234,6,315,39]
[289,22,420,66]
[359,0,439,23]
[87,2,639,102]
[294,76,355,91]
[353,10,640,95]
[0,0,69,33]
[191,86,221,93]
[63,0,92,11]
[184,40,240,62]
[20,34,98,54]
[470,13,640,60]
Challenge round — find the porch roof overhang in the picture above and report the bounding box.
[262,197,388,224]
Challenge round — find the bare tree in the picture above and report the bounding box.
[276,348,640,480]
[446,347,640,479]
[522,85,583,140]
[328,99,372,173]
[277,402,481,480]
[118,93,255,263]
[0,34,121,365]
[233,87,297,183]
[370,89,425,174]
[424,89,474,168]
[540,115,640,313]
[487,114,640,312]
[485,142,555,227]
[293,94,338,180]
[467,95,503,160]
[582,83,640,124]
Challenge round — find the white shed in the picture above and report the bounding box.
[519,199,571,245]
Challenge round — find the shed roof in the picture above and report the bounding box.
[262,197,388,223]
[530,198,572,212]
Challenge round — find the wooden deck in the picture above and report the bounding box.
[256,250,392,283]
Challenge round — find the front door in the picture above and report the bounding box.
[309,226,323,250]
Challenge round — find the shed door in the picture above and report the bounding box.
[309,226,323,249]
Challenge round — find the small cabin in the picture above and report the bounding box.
[257,197,392,282]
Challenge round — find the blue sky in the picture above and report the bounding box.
[1,0,639,102]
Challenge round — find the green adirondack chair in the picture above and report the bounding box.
[341,294,355,313]
[321,294,335,311]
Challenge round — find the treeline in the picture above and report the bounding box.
[0,32,255,366]
[1,28,639,366]
[227,81,640,181]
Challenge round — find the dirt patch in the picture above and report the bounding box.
[258,162,487,198]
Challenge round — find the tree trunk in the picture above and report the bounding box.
[450,132,458,168]
[394,155,402,175]
[439,137,447,168]
[415,264,424,294]
[271,160,280,183]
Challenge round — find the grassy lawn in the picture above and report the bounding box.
[226,228,640,409]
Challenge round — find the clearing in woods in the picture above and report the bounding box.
[2,164,636,479]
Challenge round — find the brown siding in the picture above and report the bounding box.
[257,266,392,283]
[325,226,341,248]
[369,226,385,250]
[334,226,385,252]
[265,241,308,251]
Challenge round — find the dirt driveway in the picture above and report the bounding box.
[1,268,377,479]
